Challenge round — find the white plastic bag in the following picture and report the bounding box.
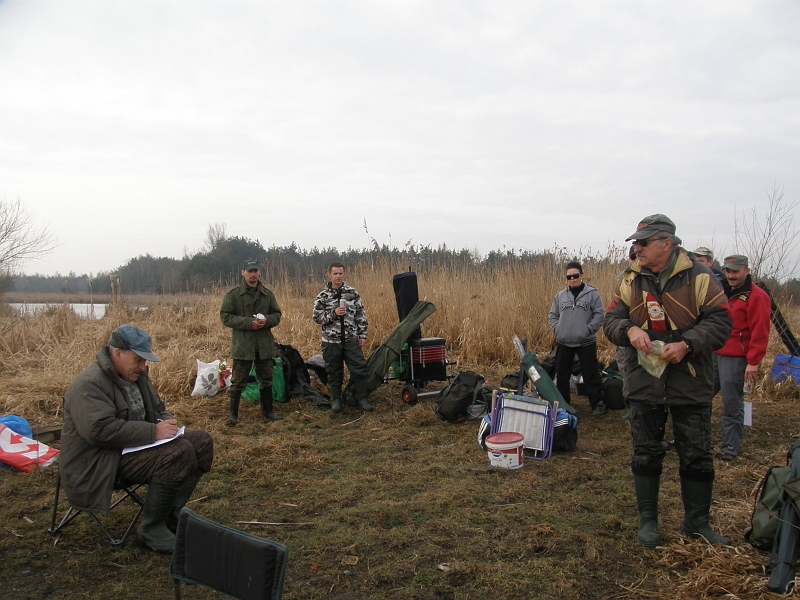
[191,359,221,397]
[638,340,667,378]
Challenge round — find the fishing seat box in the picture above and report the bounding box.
[409,337,447,381]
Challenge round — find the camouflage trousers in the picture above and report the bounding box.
[118,429,214,484]
[229,356,273,392]
[629,401,714,477]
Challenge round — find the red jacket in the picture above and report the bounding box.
[716,277,771,365]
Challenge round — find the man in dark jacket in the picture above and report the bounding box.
[220,259,283,425]
[715,255,771,461]
[548,261,606,417]
[604,214,732,549]
[61,325,214,552]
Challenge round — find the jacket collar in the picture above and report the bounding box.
[730,274,752,295]
[238,280,265,295]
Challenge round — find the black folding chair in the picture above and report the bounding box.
[47,468,145,548]
[170,508,288,600]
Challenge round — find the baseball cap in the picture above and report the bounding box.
[722,255,749,270]
[693,247,714,259]
[108,325,160,362]
[625,214,677,241]
[243,259,260,271]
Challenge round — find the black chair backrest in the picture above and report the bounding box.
[170,508,288,600]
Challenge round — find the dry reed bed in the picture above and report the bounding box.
[2,260,800,598]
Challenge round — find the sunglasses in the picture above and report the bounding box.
[635,235,666,247]
[566,273,582,280]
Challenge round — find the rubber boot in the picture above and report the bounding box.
[633,474,661,549]
[165,471,202,534]
[357,397,373,412]
[260,386,283,421]
[227,389,241,426]
[330,386,342,413]
[137,477,182,553]
[679,474,731,545]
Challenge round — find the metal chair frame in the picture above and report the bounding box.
[48,469,145,548]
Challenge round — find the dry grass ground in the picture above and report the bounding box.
[2,260,800,599]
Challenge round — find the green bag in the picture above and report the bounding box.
[242,364,259,403]
[746,464,792,551]
[272,357,287,403]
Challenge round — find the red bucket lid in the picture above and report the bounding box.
[486,432,524,444]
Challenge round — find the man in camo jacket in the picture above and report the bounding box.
[312,262,372,413]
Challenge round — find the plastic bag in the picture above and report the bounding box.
[0,424,59,472]
[0,415,32,438]
[191,360,222,397]
[273,357,288,403]
[638,340,667,378]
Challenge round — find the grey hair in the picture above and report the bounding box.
[657,233,677,247]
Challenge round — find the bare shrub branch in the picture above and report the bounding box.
[734,185,799,281]
[0,196,55,275]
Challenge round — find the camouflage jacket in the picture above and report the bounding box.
[312,282,368,344]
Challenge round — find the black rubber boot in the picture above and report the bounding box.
[227,389,241,426]
[330,397,342,413]
[260,386,283,421]
[679,474,731,545]
[357,397,373,412]
[138,477,182,553]
[633,474,661,549]
[165,472,202,534]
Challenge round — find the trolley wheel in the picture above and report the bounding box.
[401,384,418,406]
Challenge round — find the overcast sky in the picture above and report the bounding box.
[1,1,798,277]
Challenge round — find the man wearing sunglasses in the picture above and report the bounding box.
[604,214,732,549]
[548,261,606,417]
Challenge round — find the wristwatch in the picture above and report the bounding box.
[684,340,694,356]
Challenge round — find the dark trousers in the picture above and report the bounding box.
[555,342,604,408]
[118,430,214,484]
[629,401,714,476]
[322,340,369,401]
[229,356,273,392]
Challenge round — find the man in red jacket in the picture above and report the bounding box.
[715,255,771,461]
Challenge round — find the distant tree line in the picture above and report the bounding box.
[8,223,800,303]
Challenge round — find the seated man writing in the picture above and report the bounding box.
[60,325,214,552]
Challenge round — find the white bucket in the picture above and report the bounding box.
[486,432,524,469]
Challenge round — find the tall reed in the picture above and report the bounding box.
[2,250,796,423]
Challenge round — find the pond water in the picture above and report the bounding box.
[9,303,108,320]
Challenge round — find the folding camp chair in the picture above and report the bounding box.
[47,468,145,548]
[490,392,555,460]
[170,508,288,600]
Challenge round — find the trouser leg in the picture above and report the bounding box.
[554,343,575,404]
[576,343,604,409]
[717,355,746,457]
[229,359,254,392]
[669,403,729,544]
[343,340,372,411]
[712,354,721,397]
[228,359,252,424]
[253,357,281,420]
[323,342,344,412]
[629,402,668,548]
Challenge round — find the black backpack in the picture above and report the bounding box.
[436,371,486,423]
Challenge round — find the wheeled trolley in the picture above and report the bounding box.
[389,272,455,405]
